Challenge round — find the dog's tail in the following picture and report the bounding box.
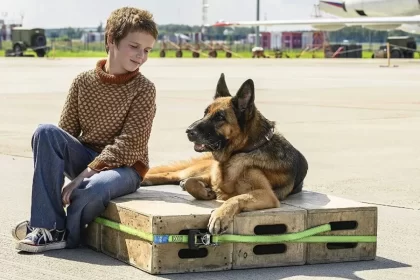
[291,151,308,195]
[147,153,213,175]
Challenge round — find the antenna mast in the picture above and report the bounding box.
[202,0,209,34]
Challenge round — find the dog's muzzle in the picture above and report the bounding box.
[186,127,198,142]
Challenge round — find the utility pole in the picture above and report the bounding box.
[0,12,7,50]
[255,0,260,47]
[20,11,24,26]
[202,0,209,40]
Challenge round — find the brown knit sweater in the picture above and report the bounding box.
[58,59,156,178]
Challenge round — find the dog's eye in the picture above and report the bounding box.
[215,113,225,122]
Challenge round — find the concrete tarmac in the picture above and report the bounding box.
[0,57,419,279]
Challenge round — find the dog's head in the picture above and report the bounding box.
[186,73,256,153]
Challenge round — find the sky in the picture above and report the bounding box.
[0,0,320,30]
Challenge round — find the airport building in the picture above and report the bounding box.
[247,31,325,50]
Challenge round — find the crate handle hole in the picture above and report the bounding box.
[326,243,358,250]
[253,244,287,255]
[178,248,208,259]
[330,221,358,231]
[178,228,207,235]
[254,224,287,235]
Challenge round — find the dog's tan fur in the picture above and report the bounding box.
[142,73,308,234]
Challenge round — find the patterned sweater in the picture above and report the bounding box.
[58,59,156,178]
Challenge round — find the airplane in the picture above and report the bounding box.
[212,0,420,34]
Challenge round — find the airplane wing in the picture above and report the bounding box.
[212,16,420,27]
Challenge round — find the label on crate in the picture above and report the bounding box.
[153,235,169,244]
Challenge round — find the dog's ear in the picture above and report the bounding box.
[232,79,254,112]
[214,73,231,99]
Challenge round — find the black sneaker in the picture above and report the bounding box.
[12,220,33,241]
[15,227,67,253]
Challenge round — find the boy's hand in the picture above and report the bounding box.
[62,179,81,206]
[62,167,98,206]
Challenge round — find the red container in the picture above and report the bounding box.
[282,32,302,49]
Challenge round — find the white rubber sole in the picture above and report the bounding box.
[15,240,67,253]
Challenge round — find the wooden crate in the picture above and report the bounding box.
[84,188,233,275]
[232,204,307,269]
[283,190,378,264]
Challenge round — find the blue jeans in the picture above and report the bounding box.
[29,124,141,248]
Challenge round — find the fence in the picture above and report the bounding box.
[1,38,419,60]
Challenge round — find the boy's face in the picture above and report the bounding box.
[108,30,155,73]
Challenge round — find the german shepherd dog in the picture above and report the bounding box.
[142,73,308,235]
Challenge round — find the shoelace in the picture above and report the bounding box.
[26,228,53,243]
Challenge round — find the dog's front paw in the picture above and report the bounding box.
[183,178,216,200]
[208,207,233,234]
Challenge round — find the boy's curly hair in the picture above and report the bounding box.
[105,7,158,53]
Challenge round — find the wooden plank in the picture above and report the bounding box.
[85,188,233,275]
[232,204,307,269]
[283,190,377,264]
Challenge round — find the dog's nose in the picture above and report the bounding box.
[186,128,197,138]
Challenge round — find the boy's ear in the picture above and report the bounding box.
[107,34,115,47]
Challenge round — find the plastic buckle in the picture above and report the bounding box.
[188,229,214,250]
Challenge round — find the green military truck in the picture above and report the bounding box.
[372,36,417,59]
[7,27,49,57]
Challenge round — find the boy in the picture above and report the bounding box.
[12,7,158,253]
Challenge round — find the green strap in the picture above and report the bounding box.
[94,217,376,245]
[94,217,190,244]
[287,236,377,243]
[95,217,151,242]
[213,224,331,243]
